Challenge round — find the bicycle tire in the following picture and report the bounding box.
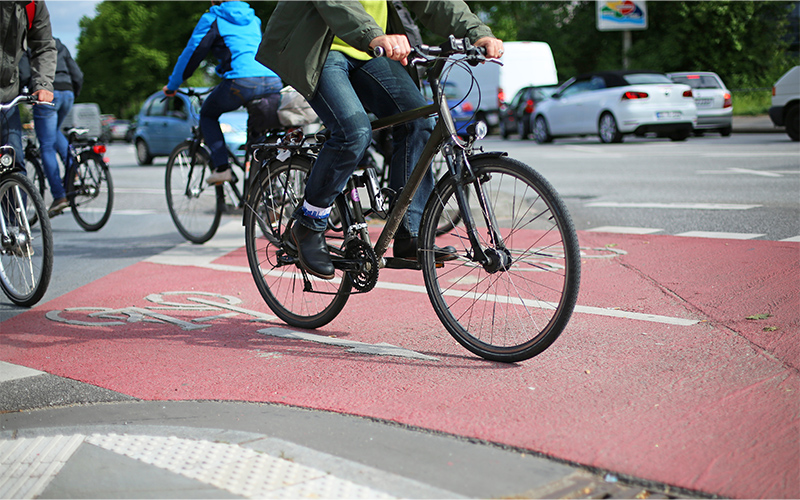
[165,141,222,244]
[24,155,46,226]
[0,172,53,306]
[244,156,351,329]
[419,155,580,362]
[67,151,113,231]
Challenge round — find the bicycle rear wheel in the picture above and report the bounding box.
[419,155,580,362]
[0,172,53,306]
[165,141,221,244]
[67,152,113,231]
[244,156,351,329]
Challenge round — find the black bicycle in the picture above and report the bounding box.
[164,88,294,244]
[0,95,53,307]
[243,38,581,363]
[25,128,114,231]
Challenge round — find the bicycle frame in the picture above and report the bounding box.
[337,52,504,269]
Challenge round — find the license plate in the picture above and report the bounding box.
[657,111,682,120]
[695,98,713,108]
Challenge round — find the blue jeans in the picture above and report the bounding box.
[201,76,282,170]
[295,51,435,238]
[33,90,74,200]
[1,105,24,171]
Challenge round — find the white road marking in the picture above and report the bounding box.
[0,362,44,383]
[676,231,765,240]
[586,226,662,235]
[586,202,761,210]
[780,235,800,242]
[259,327,439,361]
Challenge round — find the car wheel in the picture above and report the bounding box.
[517,115,530,140]
[136,139,153,166]
[499,119,510,140]
[785,104,799,142]
[669,129,690,141]
[719,126,732,137]
[599,112,623,143]
[533,116,553,144]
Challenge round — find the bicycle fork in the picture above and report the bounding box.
[441,143,513,273]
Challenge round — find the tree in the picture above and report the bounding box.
[466,1,795,88]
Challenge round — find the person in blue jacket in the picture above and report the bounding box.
[163,0,280,185]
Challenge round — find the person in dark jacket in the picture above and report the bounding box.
[28,38,83,216]
[164,0,281,185]
[257,1,503,280]
[0,0,56,171]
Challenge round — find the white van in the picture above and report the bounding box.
[768,66,799,141]
[61,102,103,139]
[442,41,559,127]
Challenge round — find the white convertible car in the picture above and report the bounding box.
[532,71,698,144]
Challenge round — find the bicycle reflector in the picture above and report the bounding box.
[93,144,106,154]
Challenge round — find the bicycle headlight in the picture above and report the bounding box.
[0,149,14,169]
[467,121,488,140]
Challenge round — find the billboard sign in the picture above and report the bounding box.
[597,0,647,31]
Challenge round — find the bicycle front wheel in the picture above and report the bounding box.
[67,152,113,231]
[165,142,221,244]
[0,172,53,306]
[419,155,580,363]
[244,156,351,329]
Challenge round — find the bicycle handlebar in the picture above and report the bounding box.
[0,94,53,111]
[372,36,499,67]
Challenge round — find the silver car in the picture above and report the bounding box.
[667,72,733,136]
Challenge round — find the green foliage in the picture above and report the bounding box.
[75,0,794,118]
[467,1,796,95]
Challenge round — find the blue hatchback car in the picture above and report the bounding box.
[132,89,248,165]
[421,81,473,136]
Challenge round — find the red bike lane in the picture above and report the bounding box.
[2,230,798,499]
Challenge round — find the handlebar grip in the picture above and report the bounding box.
[371,46,386,58]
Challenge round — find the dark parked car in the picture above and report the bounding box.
[132,89,247,165]
[498,85,557,140]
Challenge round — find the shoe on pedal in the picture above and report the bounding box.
[393,237,457,262]
[206,168,233,185]
[48,198,68,218]
[290,222,335,280]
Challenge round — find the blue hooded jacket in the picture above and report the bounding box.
[167,1,277,91]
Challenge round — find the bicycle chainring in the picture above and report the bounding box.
[345,238,379,292]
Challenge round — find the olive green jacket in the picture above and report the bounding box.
[0,1,56,102]
[256,0,493,99]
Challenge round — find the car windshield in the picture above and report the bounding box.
[670,75,722,89]
[622,73,673,85]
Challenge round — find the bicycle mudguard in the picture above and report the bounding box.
[465,151,508,160]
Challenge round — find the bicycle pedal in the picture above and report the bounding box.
[384,257,422,271]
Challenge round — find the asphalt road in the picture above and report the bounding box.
[1,130,797,499]
[4,130,796,323]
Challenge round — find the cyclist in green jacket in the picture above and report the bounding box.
[257,1,502,279]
